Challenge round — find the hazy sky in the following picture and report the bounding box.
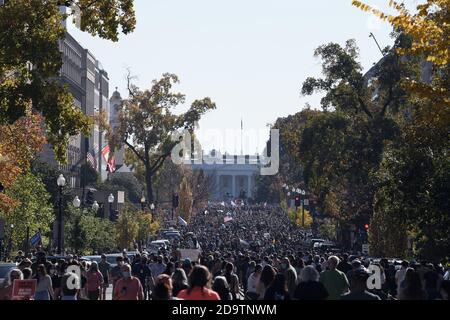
[68,0,420,155]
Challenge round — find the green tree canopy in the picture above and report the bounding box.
[0,172,53,250]
[0,0,136,161]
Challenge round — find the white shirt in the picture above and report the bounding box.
[247,272,260,294]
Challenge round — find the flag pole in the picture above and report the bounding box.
[241,118,243,156]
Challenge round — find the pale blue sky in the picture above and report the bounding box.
[68,0,420,154]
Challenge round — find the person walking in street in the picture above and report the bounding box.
[177,265,220,300]
[111,256,124,292]
[246,264,262,300]
[98,254,111,300]
[280,257,297,298]
[0,269,23,300]
[257,265,275,300]
[132,255,154,300]
[319,256,349,300]
[212,276,233,300]
[60,272,80,301]
[395,260,409,291]
[264,274,290,300]
[223,262,239,299]
[172,268,189,298]
[341,269,381,300]
[113,264,144,300]
[294,265,329,300]
[34,264,54,300]
[86,261,104,300]
[398,268,427,300]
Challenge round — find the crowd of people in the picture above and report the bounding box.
[1,203,449,300]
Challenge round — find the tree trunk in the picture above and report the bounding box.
[145,167,154,204]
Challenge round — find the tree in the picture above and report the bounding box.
[0,0,136,161]
[152,158,184,204]
[103,73,216,204]
[190,169,214,212]
[352,0,449,107]
[65,205,116,255]
[296,38,420,246]
[96,172,143,204]
[0,172,53,250]
[373,102,450,261]
[116,206,138,250]
[254,174,281,204]
[136,211,160,247]
[80,164,99,188]
[178,176,193,224]
[0,111,46,212]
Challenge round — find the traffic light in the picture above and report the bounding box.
[364,224,369,231]
[172,194,179,208]
[86,189,95,206]
[294,195,301,207]
[110,210,119,222]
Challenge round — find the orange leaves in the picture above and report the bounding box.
[353,0,449,66]
[0,111,46,211]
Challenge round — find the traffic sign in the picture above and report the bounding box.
[362,243,370,255]
[303,199,309,206]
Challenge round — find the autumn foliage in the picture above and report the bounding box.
[0,111,46,211]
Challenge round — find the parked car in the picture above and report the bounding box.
[105,254,123,268]
[81,255,102,263]
[0,263,17,288]
[150,240,170,251]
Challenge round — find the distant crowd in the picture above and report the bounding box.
[1,204,449,300]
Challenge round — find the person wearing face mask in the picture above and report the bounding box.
[281,257,297,299]
[113,264,144,300]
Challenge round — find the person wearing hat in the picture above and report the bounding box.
[341,269,381,300]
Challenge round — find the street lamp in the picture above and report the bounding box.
[108,194,115,220]
[56,174,66,255]
[150,203,155,222]
[141,196,146,211]
[73,196,81,208]
[92,201,100,211]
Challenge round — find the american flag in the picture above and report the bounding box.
[87,150,97,169]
